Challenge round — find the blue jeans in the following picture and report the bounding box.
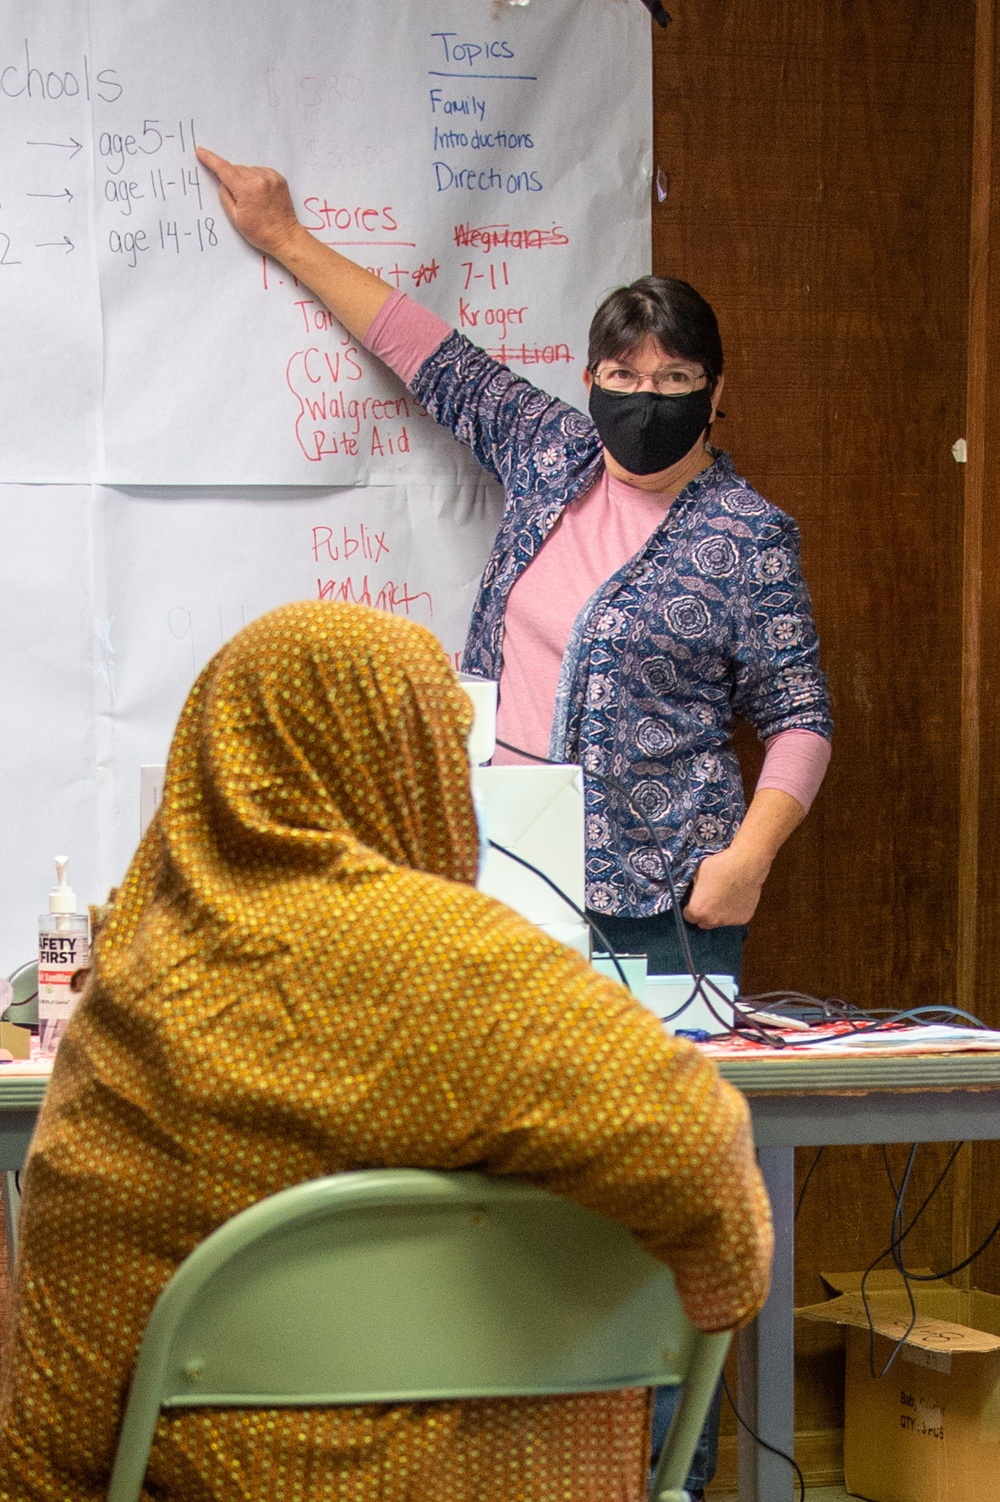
[650,1383,722,1495]
[585,905,748,985]
[586,907,745,1498]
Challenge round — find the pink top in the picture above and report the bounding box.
[496,473,671,763]
[364,292,830,812]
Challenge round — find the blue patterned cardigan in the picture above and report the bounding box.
[411,331,832,918]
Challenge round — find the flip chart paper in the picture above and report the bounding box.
[92,482,503,886]
[0,0,651,964]
[0,0,104,480]
[0,476,502,963]
[0,487,101,963]
[92,0,650,482]
[0,0,650,483]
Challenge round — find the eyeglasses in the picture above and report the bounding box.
[593,364,708,396]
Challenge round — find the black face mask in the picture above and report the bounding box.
[588,383,714,476]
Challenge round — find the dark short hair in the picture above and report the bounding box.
[587,276,724,388]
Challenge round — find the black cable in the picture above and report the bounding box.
[495,739,799,1043]
[721,1373,805,1502]
[726,1008,994,1051]
[882,1143,909,1206]
[714,989,997,1040]
[487,840,631,991]
[885,1144,918,1298]
[494,740,766,1039]
[655,975,736,1030]
[874,1005,989,1031]
[900,1215,1000,1281]
[493,751,793,1044]
[492,739,997,1043]
[895,1142,965,1247]
[853,1139,969,1381]
[734,996,994,1036]
[860,1145,921,1378]
[794,1147,824,1221]
[486,840,739,1039]
[891,1144,1000,1281]
[490,750,758,1042]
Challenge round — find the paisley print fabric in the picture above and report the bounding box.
[0,601,772,1502]
[411,334,832,916]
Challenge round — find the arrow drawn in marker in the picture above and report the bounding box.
[36,237,75,253]
[27,138,83,157]
[27,188,74,203]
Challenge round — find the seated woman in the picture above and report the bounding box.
[0,601,772,1502]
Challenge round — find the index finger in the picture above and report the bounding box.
[196,146,234,182]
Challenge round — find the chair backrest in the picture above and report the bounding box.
[3,960,38,1027]
[107,1168,731,1502]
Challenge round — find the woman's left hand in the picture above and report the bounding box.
[682,846,766,929]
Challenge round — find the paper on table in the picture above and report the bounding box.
[805,1025,1000,1054]
[700,1023,1000,1059]
[0,1058,54,1076]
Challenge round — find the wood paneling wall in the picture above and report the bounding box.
[653,1,971,1005]
[651,0,984,1482]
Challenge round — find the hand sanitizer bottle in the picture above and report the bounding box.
[38,857,90,1057]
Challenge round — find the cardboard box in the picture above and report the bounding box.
[0,1020,30,1059]
[798,1271,1000,1502]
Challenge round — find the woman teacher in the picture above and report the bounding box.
[196,148,832,991]
[196,151,829,1500]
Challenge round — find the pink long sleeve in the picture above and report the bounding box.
[756,728,831,811]
[364,290,452,386]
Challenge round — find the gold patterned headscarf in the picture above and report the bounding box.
[100,601,479,964]
[2,601,771,1502]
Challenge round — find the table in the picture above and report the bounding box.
[715,1051,1000,1502]
[7,1054,1000,1501]
[0,1072,44,1257]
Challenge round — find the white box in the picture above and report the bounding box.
[473,765,587,955]
[643,974,738,1034]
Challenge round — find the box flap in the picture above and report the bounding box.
[967,1289,1000,1338]
[798,1291,1000,1354]
[820,1269,938,1295]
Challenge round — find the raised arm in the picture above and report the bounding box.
[198,148,600,491]
[196,148,394,342]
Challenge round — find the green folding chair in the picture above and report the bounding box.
[106,1168,731,1502]
[2,960,39,1275]
[2,959,38,1028]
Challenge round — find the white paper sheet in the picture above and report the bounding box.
[0,486,101,966]
[93,481,503,885]
[89,0,651,482]
[0,0,651,967]
[0,1,104,480]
